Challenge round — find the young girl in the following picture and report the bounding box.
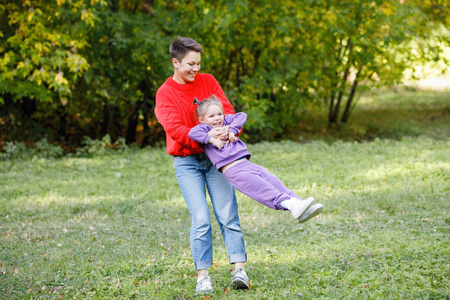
[189,96,323,222]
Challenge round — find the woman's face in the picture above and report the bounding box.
[199,104,224,128]
[172,51,201,84]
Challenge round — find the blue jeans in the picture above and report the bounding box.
[173,153,247,270]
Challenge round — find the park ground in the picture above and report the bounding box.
[1,89,449,299]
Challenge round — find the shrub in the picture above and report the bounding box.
[75,134,129,156]
[2,139,63,159]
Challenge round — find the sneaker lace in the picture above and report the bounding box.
[198,275,211,287]
[232,268,246,277]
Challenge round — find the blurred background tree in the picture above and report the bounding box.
[1,0,448,150]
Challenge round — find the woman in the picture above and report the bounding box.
[155,37,248,293]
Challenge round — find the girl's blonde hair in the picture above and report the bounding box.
[193,95,224,119]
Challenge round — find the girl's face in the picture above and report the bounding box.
[199,104,224,128]
[172,51,201,84]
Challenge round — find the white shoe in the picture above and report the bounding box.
[196,271,213,293]
[298,203,323,223]
[289,197,315,219]
[231,268,249,290]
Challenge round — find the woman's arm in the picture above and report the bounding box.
[155,92,199,148]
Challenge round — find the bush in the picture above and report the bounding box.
[2,141,30,159]
[75,134,129,156]
[2,139,63,159]
[34,138,63,158]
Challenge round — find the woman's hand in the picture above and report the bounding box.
[208,126,229,141]
[209,137,224,150]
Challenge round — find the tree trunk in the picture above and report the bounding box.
[55,97,68,141]
[20,97,37,117]
[328,92,336,126]
[112,105,121,141]
[125,102,141,144]
[341,67,362,124]
[328,40,353,126]
[142,108,150,146]
[101,101,110,138]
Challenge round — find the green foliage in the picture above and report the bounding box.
[0,0,448,147]
[2,141,29,159]
[75,134,129,156]
[0,0,106,101]
[2,138,63,159]
[34,138,63,158]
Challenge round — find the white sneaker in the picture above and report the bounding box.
[289,197,315,219]
[231,268,249,290]
[298,203,323,223]
[196,271,213,293]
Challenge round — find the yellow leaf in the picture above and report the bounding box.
[55,72,64,84]
[383,7,393,17]
[27,12,34,22]
[55,72,68,85]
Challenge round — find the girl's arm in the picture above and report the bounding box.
[189,124,225,150]
[188,124,211,145]
[225,112,247,135]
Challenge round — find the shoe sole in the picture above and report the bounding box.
[298,204,323,223]
[231,279,249,290]
[196,289,213,293]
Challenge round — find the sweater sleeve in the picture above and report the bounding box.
[188,124,212,145]
[155,88,199,149]
[225,112,247,135]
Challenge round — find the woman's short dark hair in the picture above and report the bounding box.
[169,37,205,62]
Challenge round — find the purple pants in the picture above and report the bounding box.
[223,160,301,210]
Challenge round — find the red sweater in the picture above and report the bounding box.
[155,73,235,156]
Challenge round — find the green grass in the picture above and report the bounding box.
[1,90,450,299]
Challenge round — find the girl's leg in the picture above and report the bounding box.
[173,155,213,271]
[254,163,302,202]
[224,160,300,210]
[254,163,321,221]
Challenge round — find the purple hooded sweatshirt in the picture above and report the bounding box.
[188,112,251,171]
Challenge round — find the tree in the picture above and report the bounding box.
[0,0,105,142]
[294,0,449,126]
[1,0,448,148]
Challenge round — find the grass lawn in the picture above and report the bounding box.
[1,89,449,299]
